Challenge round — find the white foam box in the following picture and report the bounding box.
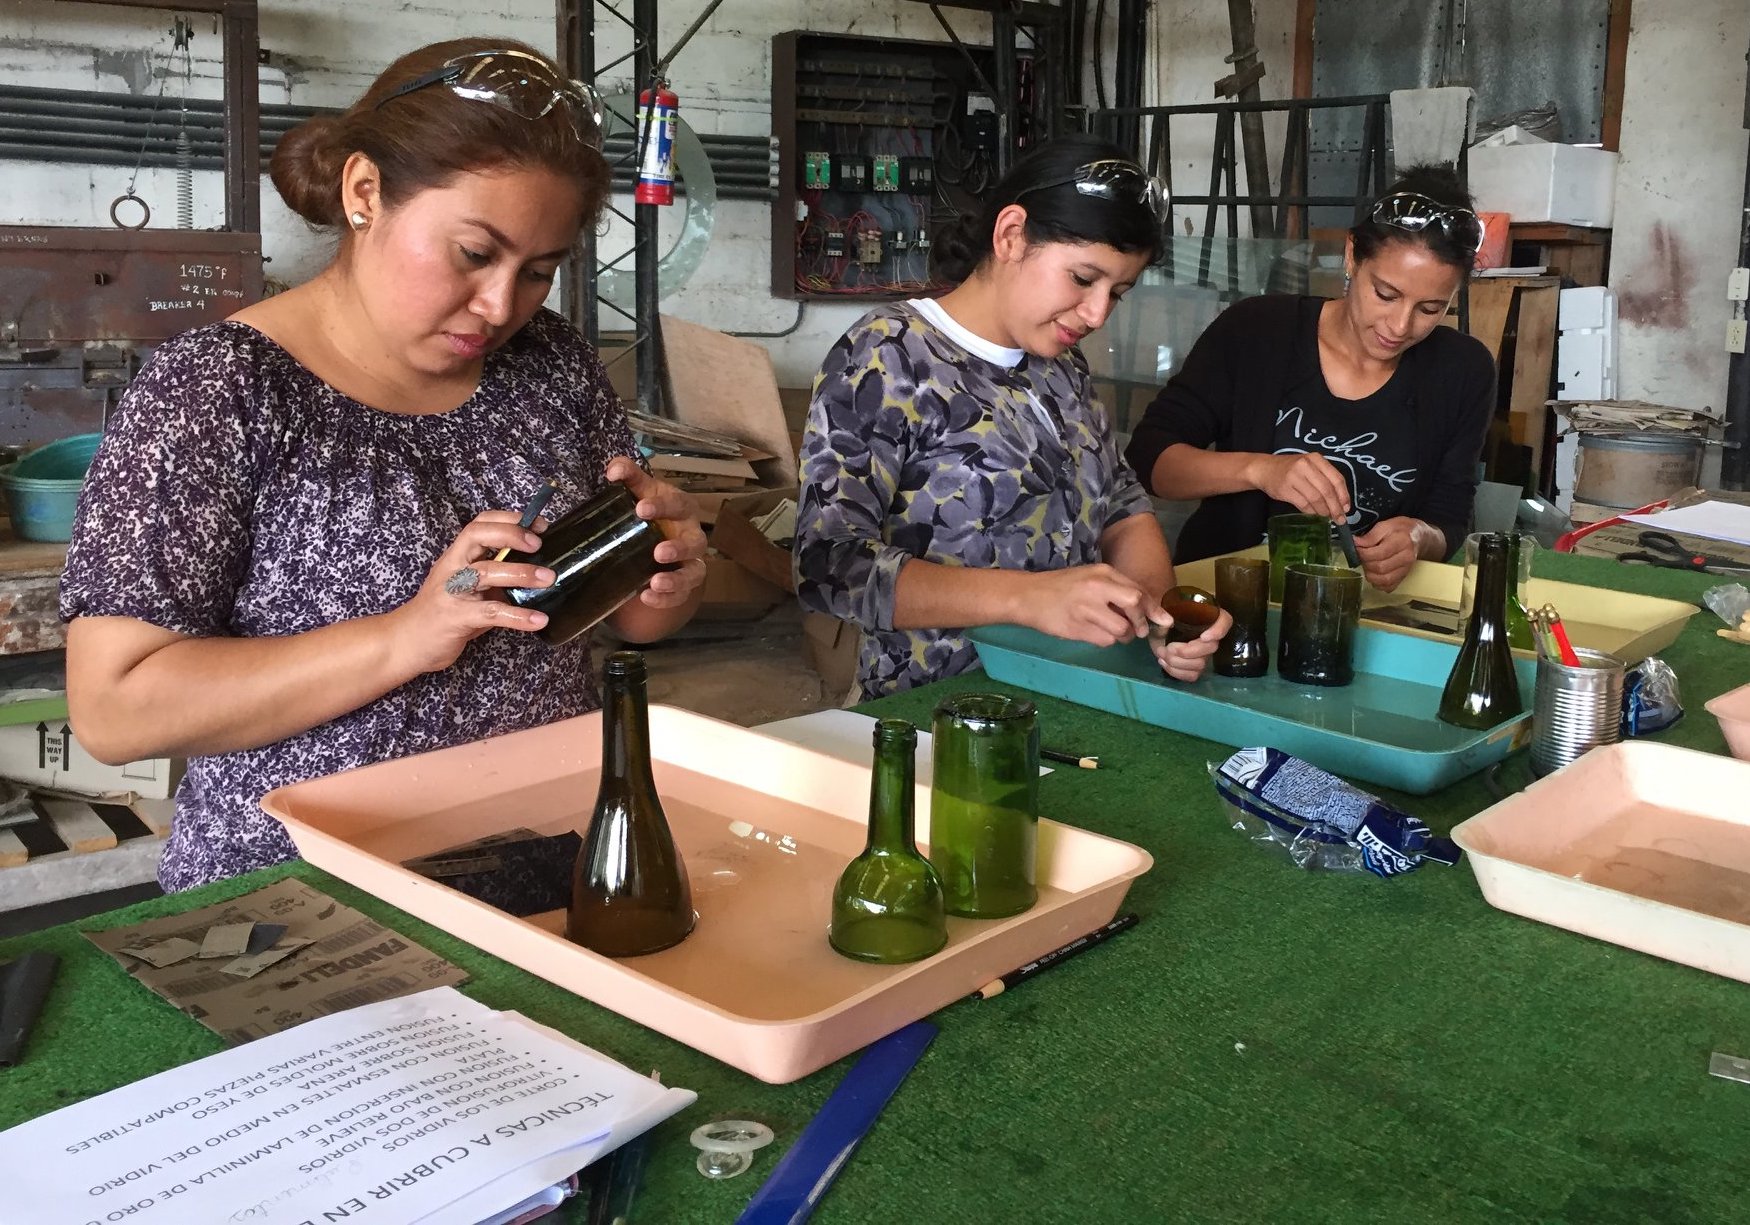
[0,720,176,798]
[1469,143,1618,227]
[1557,286,1618,401]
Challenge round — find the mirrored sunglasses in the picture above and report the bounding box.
[1369,191,1485,254]
[378,49,605,147]
[1026,158,1171,226]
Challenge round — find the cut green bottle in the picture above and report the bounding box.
[829,719,947,964]
[1438,532,1524,729]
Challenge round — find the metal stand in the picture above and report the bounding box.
[558,0,666,415]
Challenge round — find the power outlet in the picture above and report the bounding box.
[1728,318,1748,354]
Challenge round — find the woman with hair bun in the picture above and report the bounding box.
[794,134,1228,700]
[61,38,708,890]
[1125,165,1497,592]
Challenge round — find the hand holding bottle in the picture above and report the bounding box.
[389,511,556,676]
[1023,564,1155,646]
[1146,606,1231,682]
[604,457,708,609]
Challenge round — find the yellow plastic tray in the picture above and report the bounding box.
[1177,546,1698,665]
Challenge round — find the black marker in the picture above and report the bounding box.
[969,913,1139,1000]
[0,951,59,1067]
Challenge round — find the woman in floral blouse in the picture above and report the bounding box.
[795,135,1228,700]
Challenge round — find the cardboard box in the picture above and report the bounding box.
[801,612,860,699]
[1469,143,1618,228]
[0,719,177,798]
[695,554,785,621]
[712,487,799,594]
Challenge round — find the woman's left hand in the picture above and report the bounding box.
[1355,516,1436,592]
[605,456,708,608]
[1145,605,1232,683]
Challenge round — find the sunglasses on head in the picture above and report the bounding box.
[1369,191,1485,255]
[378,49,605,148]
[1022,159,1172,226]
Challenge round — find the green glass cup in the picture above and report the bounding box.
[1277,563,1363,687]
[928,694,1040,919]
[1213,557,1270,678]
[1267,513,1334,603]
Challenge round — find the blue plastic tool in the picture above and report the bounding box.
[735,1021,937,1225]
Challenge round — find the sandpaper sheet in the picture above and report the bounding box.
[84,878,468,1043]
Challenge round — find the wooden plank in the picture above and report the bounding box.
[1465,280,1515,361]
[1292,0,1315,99]
[39,797,118,854]
[1602,0,1632,151]
[1509,286,1560,419]
[0,539,69,578]
[131,797,176,838]
[0,828,25,869]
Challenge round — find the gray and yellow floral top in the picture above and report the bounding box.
[794,300,1154,699]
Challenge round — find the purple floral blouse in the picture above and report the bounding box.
[60,309,635,891]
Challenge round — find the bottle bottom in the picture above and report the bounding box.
[567,908,697,958]
[829,915,947,963]
[943,890,1038,920]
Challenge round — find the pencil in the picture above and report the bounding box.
[495,478,559,562]
[1040,747,1099,770]
[969,913,1139,1000]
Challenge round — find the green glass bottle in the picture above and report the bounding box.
[1438,533,1524,729]
[567,651,695,957]
[1505,535,1536,652]
[829,720,947,964]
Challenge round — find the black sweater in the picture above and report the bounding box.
[1124,293,1496,564]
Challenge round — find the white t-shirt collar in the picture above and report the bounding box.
[907,297,1025,369]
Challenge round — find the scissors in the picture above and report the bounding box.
[1618,530,1750,574]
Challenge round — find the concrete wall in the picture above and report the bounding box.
[1608,0,1749,415]
[4,1,1304,389]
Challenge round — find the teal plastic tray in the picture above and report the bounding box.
[969,615,1534,795]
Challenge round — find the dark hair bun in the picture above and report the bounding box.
[270,115,348,228]
[929,213,983,284]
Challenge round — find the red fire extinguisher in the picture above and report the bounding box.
[635,81,678,206]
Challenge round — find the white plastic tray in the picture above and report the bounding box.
[1452,742,1750,982]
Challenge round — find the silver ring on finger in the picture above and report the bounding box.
[444,566,482,597]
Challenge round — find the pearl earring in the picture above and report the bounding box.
[349,211,368,230]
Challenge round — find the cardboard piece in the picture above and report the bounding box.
[802,611,860,698]
[84,878,468,1043]
[695,555,786,621]
[712,487,800,593]
[661,315,798,486]
[0,719,176,799]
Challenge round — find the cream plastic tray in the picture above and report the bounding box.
[262,706,1152,1084]
[1451,742,1750,983]
[1177,547,1698,664]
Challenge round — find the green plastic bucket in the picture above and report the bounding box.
[0,434,101,542]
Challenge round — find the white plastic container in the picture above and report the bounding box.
[1469,143,1618,227]
[1452,742,1750,983]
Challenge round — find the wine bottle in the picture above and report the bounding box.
[829,720,947,964]
[567,651,695,957]
[1438,532,1524,729]
[505,485,679,647]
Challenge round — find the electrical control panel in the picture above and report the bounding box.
[772,29,1025,301]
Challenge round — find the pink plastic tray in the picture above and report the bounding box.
[262,706,1151,1083]
[1452,742,1750,982]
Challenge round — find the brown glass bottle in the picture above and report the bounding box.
[505,485,678,647]
[567,651,695,957]
[1438,532,1524,729]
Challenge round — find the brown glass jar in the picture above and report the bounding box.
[504,485,678,646]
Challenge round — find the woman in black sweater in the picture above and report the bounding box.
[1124,166,1496,592]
